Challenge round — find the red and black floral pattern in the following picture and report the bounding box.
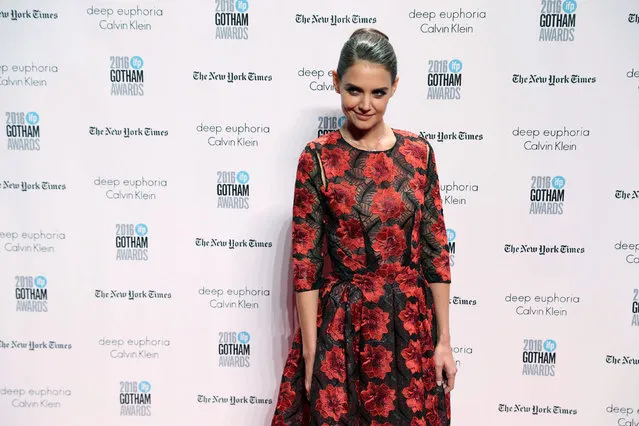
[273,130,451,425]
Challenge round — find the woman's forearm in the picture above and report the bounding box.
[430,283,451,346]
[296,290,320,357]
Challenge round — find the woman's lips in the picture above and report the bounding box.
[354,112,374,121]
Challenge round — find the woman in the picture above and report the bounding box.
[272,28,456,425]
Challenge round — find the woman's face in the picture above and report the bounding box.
[333,60,398,131]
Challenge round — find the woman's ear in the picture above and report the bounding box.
[391,76,399,97]
[332,71,340,93]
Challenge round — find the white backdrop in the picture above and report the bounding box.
[1,0,638,425]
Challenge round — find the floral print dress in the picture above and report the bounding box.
[272,130,452,426]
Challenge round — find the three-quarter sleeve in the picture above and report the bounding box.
[420,142,452,284]
[291,145,326,292]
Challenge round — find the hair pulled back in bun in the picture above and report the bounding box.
[336,28,397,81]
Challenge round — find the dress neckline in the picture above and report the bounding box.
[337,129,399,153]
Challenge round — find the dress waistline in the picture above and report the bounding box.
[322,265,426,302]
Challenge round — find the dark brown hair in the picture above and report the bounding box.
[336,28,397,81]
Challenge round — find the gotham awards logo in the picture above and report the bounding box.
[215,0,249,39]
[317,115,345,137]
[15,275,48,312]
[539,0,577,42]
[119,381,151,416]
[216,171,250,209]
[522,338,557,376]
[109,56,144,96]
[447,228,456,267]
[6,111,40,151]
[427,59,462,100]
[218,331,251,367]
[115,223,149,261]
[529,175,565,214]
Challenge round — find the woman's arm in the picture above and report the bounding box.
[420,141,456,392]
[291,144,326,394]
[296,290,319,393]
[430,283,451,347]
[432,281,456,392]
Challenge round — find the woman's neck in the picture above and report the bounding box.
[344,120,388,142]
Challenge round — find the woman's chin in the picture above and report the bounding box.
[348,117,380,131]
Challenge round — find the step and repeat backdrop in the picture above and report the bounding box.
[1,0,638,425]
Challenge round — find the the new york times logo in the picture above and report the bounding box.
[218,331,250,367]
[119,381,151,416]
[539,0,577,42]
[295,13,377,26]
[217,171,250,209]
[192,70,272,83]
[317,115,345,137]
[447,229,456,267]
[419,130,483,144]
[0,340,71,350]
[15,275,48,312]
[0,9,58,21]
[498,403,577,415]
[110,56,144,96]
[512,73,596,86]
[427,59,462,100]
[616,189,639,200]
[6,111,40,151]
[1,180,66,192]
[115,223,149,261]
[522,338,557,376]
[530,175,565,214]
[450,296,477,306]
[215,0,248,40]
[606,354,639,366]
[197,394,273,405]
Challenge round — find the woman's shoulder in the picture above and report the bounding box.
[302,131,341,153]
[393,128,420,138]
[393,128,431,145]
[393,128,436,153]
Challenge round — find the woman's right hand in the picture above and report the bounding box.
[303,349,316,396]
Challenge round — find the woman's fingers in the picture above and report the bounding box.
[444,362,457,393]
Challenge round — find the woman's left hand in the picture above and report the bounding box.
[434,342,457,393]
